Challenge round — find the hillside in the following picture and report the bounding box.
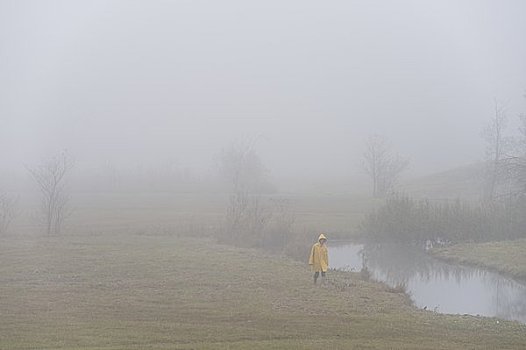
[398,163,486,200]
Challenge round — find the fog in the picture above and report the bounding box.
[2,0,526,191]
[3,3,526,346]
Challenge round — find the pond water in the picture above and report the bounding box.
[330,243,526,324]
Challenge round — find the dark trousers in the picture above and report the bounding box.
[313,271,326,284]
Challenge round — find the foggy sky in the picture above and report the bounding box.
[1,0,526,188]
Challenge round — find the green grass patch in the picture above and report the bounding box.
[432,239,526,280]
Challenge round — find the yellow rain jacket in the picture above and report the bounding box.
[309,234,328,272]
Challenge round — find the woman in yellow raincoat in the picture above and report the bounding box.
[308,233,328,285]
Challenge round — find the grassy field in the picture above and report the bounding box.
[2,192,526,349]
[11,192,376,238]
[1,231,526,349]
[432,239,526,280]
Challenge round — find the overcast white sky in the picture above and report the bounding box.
[1,0,525,187]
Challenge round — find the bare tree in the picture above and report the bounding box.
[218,138,268,194]
[363,135,409,198]
[478,94,526,199]
[27,151,74,235]
[363,135,387,197]
[508,96,526,194]
[482,100,511,201]
[0,192,18,234]
[217,139,282,246]
[219,140,264,243]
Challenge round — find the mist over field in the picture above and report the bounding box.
[2,0,525,194]
[2,1,526,349]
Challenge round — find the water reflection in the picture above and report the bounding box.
[330,243,526,324]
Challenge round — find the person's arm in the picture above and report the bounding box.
[308,245,315,265]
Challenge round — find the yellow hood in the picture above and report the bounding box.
[318,233,327,242]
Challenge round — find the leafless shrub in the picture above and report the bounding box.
[216,140,299,254]
[221,193,295,249]
[221,191,270,245]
